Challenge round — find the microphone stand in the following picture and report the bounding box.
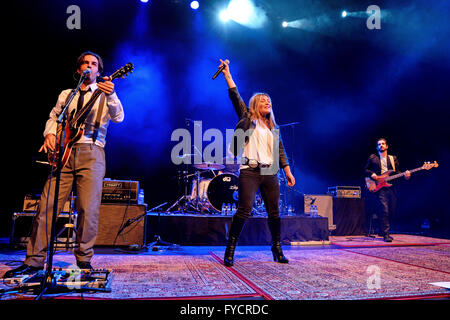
[278,122,300,214]
[35,74,86,299]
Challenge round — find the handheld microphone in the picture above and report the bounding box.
[212,59,229,80]
[82,69,91,77]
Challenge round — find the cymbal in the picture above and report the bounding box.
[223,163,240,171]
[222,156,241,172]
[193,162,225,170]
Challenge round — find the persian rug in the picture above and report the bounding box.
[210,247,450,300]
[0,252,258,300]
[330,234,450,247]
[343,245,450,274]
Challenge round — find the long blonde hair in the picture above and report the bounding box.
[248,93,277,129]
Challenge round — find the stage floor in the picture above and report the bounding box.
[1,234,449,303]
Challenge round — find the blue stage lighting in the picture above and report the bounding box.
[140,0,149,3]
[190,1,199,10]
[219,0,267,28]
[341,10,347,18]
[219,9,230,22]
[282,21,288,28]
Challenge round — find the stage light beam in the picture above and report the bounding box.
[219,9,230,22]
[218,0,267,29]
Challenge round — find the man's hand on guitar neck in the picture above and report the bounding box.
[39,134,56,153]
[405,170,411,179]
[97,76,115,96]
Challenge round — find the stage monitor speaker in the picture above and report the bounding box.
[96,203,147,246]
[304,194,336,231]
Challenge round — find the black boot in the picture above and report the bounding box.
[224,216,246,267]
[267,217,289,264]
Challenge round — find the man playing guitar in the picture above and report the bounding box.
[364,138,410,242]
[4,51,124,278]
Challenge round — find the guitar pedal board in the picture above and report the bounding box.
[3,268,113,292]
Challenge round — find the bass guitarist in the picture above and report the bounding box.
[4,51,124,278]
[364,138,410,242]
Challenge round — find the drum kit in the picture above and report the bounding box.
[166,156,296,216]
[166,158,239,214]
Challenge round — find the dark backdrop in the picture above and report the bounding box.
[3,0,449,238]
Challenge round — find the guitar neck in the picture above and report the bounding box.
[384,167,422,181]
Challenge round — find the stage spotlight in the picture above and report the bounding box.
[219,9,230,22]
[140,0,149,3]
[227,0,254,25]
[219,0,267,28]
[190,1,199,10]
[341,10,347,18]
[282,21,288,28]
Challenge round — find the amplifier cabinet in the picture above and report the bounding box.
[102,179,139,203]
[10,212,77,248]
[96,203,147,246]
[327,186,361,199]
[304,194,336,231]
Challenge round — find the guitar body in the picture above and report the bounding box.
[49,124,84,168]
[365,170,394,192]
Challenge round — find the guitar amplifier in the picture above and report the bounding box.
[327,186,361,199]
[102,179,139,203]
[23,194,73,213]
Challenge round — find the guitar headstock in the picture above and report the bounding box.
[422,161,439,170]
[110,62,134,80]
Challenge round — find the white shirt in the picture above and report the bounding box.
[380,155,388,174]
[241,119,274,169]
[43,83,124,148]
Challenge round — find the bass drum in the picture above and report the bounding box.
[207,173,239,212]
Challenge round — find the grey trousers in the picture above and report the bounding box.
[25,143,106,267]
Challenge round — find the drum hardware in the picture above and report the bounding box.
[193,162,225,170]
[169,154,300,215]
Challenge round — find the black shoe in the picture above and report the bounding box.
[271,244,289,264]
[3,264,43,278]
[76,261,93,270]
[383,235,393,242]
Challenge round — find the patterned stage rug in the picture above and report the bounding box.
[0,253,258,300]
[330,234,450,247]
[343,245,450,274]
[210,248,450,300]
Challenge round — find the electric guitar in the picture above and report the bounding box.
[365,161,438,192]
[48,62,134,168]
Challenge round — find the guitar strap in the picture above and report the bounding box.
[92,93,106,143]
[388,155,396,171]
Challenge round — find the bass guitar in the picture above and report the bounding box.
[48,62,134,168]
[365,161,438,192]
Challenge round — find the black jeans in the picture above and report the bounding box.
[235,168,280,219]
[376,187,397,235]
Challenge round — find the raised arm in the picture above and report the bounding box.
[220,59,236,89]
[219,59,248,119]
